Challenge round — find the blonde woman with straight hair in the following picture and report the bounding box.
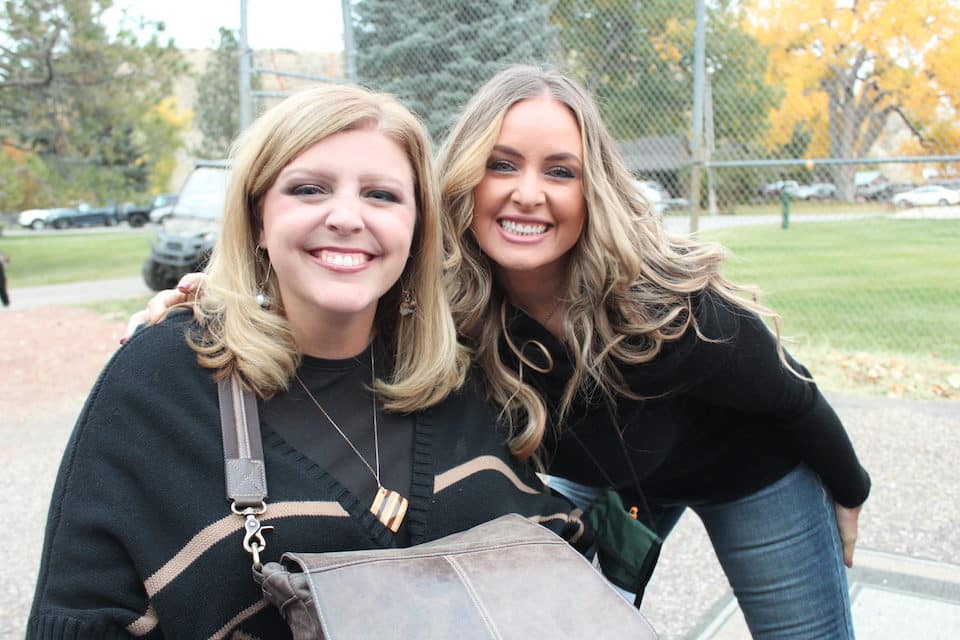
[192,83,465,410]
[439,65,869,639]
[29,84,589,640]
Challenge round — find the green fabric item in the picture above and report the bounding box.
[586,489,663,604]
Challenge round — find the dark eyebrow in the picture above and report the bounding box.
[492,145,522,158]
[492,145,582,167]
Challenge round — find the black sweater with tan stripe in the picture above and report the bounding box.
[28,314,588,640]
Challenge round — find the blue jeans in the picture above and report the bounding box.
[544,464,854,639]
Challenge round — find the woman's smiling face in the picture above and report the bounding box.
[258,127,417,330]
[470,97,587,284]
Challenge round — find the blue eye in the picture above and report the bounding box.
[487,159,515,172]
[367,189,400,203]
[291,184,328,196]
[546,166,576,179]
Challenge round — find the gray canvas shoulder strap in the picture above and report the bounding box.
[217,376,268,508]
[218,376,274,569]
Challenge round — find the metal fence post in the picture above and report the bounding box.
[341,0,356,82]
[689,0,707,234]
[238,0,252,132]
[781,189,790,229]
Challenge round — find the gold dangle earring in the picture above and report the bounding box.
[399,286,417,317]
[255,249,273,309]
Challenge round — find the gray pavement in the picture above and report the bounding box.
[661,204,960,235]
[3,255,960,638]
[6,276,153,310]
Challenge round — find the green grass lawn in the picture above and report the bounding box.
[0,230,152,287]
[704,218,960,363]
[3,220,957,367]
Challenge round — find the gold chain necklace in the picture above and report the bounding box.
[294,349,408,533]
[519,297,563,326]
[542,298,563,325]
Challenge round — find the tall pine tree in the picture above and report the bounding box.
[194,27,261,159]
[354,0,558,140]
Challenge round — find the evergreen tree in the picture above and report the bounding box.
[354,0,558,140]
[194,27,261,159]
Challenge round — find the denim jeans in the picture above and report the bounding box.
[544,464,855,639]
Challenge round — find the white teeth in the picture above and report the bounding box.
[500,220,547,235]
[320,251,366,267]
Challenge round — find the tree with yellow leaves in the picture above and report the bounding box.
[743,0,960,199]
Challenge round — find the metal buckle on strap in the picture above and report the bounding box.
[232,501,273,570]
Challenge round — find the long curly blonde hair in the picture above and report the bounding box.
[439,65,784,463]
[191,84,469,411]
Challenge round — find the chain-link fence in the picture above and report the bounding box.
[245,1,959,391]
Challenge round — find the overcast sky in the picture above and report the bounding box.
[106,0,345,51]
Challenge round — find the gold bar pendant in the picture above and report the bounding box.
[370,486,409,533]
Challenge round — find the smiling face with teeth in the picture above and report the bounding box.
[259,127,417,349]
[471,97,587,296]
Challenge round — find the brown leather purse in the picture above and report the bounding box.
[218,376,658,640]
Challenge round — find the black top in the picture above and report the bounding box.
[28,312,590,639]
[505,290,871,508]
[263,345,415,543]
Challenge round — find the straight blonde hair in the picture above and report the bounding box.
[191,84,469,411]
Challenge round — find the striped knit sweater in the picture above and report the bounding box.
[28,315,588,639]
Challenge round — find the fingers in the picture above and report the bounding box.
[120,310,148,345]
[834,503,862,568]
[177,273,204,294]
[149,288,190,318]
[119,273,205,346]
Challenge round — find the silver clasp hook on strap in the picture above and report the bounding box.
[233,502,274,570]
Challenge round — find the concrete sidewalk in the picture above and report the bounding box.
[5,276,151,311]
[694,549,960,639]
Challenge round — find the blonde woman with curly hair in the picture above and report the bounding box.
[438,65,868,639]
[28,84,589,639]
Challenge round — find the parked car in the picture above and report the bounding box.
[786,183,837,200]
[633,180,665,214]
[758,180,799,199]
[148,193,179,224]
[117,201,154,227]
[638,180,688,212]
[857,182,893,201]
[934,179,960,191]
[143,162,230,291]
[17,204,118,230]
[891,185,960,208]
[18,207,72,230]
[51,203,120,229]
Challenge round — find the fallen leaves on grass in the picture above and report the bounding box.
[814,351,960,400]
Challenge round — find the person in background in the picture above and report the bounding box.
[28,83,588,639]
[0,250,9,307]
